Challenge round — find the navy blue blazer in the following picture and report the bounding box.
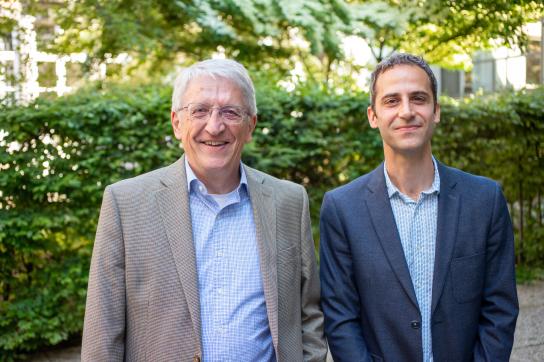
[320,162,518,362]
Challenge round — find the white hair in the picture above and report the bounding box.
[171,58,257,116]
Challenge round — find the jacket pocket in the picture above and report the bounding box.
[450,252,485,303]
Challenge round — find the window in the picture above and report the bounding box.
[526,39,542,85]
[0,19,15,51]
[472,58,496,92]
[38,62,56,88]
[440,69,462,98]
[0,61,16,86]
[66,62,84,87]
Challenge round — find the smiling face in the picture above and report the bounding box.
[171,75,256,189]
[367,64,440,158]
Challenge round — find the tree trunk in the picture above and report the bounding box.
[518,178,524,264]
[538,191,542,226]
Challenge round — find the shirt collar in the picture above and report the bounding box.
[184,157,248,195]
[384,156,440,199]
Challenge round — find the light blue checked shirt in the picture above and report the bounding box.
[186,160,275,362]
[384,157,440,362]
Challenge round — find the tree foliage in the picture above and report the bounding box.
[32,0,350,77]
[350,0,544,67]
[24,0,544,78]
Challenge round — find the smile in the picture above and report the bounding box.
[202,141,228,146]
[396,125,421,131]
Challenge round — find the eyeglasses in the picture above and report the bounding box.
[178,103,249,125]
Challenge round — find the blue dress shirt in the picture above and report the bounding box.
[185,160,275,362]
[384,158,440,362]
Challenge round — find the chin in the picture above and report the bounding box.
[204,160,237,171]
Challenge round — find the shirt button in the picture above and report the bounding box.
[411,321,421,329]
[217,251,224,257]
[217,288,223,294]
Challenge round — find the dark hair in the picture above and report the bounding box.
[369,53,438,111]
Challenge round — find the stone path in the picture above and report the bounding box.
[511,279,544,361]
[26,280,544,361]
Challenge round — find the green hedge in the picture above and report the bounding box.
[0,84,542,358]
[434,89,544,266]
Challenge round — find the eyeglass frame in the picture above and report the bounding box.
[176,102,251,125]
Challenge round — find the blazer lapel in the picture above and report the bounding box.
[365,164,419,309]
[245,165,279,355]
[155,156,202,352]
[431,162,460,314]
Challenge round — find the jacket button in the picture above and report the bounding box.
[193,355,201,362]
[411,321,421,329]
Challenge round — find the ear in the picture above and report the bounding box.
[171,111,183,140]
[433,103,441,124]
[245,115,257,143]
[367,106,378,129]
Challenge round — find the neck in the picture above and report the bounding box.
[384,148,435,201]
[188,162,241,195]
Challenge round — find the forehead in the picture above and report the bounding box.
[183,75,244,104]
[375,64,433,97]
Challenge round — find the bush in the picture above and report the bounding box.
[435,88,544,266]
[0,83,542,357]
[0,85,177,359]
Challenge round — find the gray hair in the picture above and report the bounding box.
[369,53,438,111]
[171,58,257,116]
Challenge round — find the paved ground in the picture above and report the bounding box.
[26,280,544,362]
[511,279,544,361]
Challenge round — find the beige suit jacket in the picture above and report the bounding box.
[82,156,326,361]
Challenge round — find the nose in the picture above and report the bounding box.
[398,99,414,120]
[204,109,226,135]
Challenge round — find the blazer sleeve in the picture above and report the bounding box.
[81,186,126,361]
[299,187,328,362]
[473,183,519,361]
[319,192,372,362]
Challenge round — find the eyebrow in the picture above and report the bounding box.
[381,91,431,99]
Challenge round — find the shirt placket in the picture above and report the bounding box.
[213,210,230,361]
[415,194,433,362]
[405,197,418,273]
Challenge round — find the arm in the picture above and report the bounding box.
[473,184,519,361]
[300,187,328,362]
[81,186,126,361]
[319,192,372,362]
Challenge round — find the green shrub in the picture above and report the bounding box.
[435,88,544,266]
[0,85,178,359]
[0,83,542,357]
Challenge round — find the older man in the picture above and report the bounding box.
[82,59,327,362]
[320,53,518,361]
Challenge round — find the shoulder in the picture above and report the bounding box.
[438,162,505,210]
[244,165,308,211]
[439,162,500,192]
[245,165,305,194]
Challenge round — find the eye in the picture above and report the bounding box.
[383,98,399,106]
[411,94,428,103]
[190,104,210,118]
[221,107,243,120]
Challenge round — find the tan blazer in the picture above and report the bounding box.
[82,156,327,361]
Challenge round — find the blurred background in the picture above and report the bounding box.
[1,0,543,360]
